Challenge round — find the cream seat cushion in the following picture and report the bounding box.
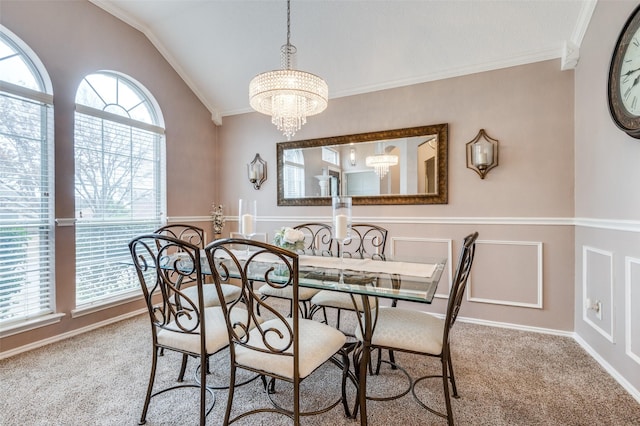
[311,290,376,311]
[176,283,241,307]
[158,306,257,354]
[235,317,346,379]
[354,307,444,355]
[257,284,320,301]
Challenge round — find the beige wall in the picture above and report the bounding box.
[0,0,218,352]
[219,60,576,332]
[575,0,640,396]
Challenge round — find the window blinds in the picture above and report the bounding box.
[74,111,165,305]
[0,91,55,325]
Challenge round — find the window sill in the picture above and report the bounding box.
[0,313,66,339]
[71,292,142,318]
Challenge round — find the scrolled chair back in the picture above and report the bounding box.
[341,223,388,260]
[204,238,300,356]
[153,224,205,249]
[129,234,206,334]
[293,222,334,256]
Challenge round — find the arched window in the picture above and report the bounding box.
[0,28,55,329]
[283,149,305,198]
[74,71,166,306]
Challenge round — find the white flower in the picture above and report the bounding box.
[283,228,304,244]
[273,227,305,251]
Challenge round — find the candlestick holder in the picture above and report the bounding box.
[465,128,499,179]
[238,199,257,256]
[332,196,352,282]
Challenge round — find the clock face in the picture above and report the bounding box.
[619,27,640,116]
[608,5,640,138]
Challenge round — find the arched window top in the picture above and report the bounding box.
[76,71,162,127]
[284,148,304,165]
[0,26,51,96]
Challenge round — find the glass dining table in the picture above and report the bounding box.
[193,250,447,425]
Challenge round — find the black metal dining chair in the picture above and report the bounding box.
[354,232,479,425]
[154,224,242,376]
[204,238,350,425]
[309,224,389,329]
[129,234,253,425]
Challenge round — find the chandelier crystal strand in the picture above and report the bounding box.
[249,0,328,140]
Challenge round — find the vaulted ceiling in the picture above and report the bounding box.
[91,0,596,124]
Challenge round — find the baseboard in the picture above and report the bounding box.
[573,333,640,403]
[0,308,146,361]
[455,315,575,337]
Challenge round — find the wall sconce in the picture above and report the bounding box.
[349,148,356,166]
[466,129,499,179]
[247,153,267,190]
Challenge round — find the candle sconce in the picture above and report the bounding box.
[466,129,499,179]
[247,153,267,190]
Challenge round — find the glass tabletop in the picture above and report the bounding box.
[194,251,446,304]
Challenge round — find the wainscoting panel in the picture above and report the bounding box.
[582,246,614,343]
[390,237,453,299]
[466,240,543,308]
[625,256,640,365]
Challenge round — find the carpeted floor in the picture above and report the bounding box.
[1,311,639,425]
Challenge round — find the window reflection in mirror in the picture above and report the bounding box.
[277,124,448,206]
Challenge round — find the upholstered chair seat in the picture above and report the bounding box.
[158,306,256,354]
[236,317,346,379]
[354,307,444,355]
[176,283,241,307]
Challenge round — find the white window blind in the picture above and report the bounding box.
[74,111,165,305]
[283,149,305,198]
[0,91,55,325]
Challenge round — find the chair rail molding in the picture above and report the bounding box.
[575,217,640,232]
[225,216,575,226]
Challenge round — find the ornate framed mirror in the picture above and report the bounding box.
[277,123,448,205]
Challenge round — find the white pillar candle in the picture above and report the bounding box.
[476,152,488,166]
[474,144,489,166]
[241,214,254,235]
[335,214,348,240]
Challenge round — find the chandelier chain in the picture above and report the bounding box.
[286,0,291,47]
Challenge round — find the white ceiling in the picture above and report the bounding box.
[90,0,597,124]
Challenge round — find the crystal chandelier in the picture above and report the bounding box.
[249,0,328,140]
[366,154,398,179]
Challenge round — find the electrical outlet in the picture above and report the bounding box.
[596,301,602,320]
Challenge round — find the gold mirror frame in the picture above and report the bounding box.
[277,123,448,206]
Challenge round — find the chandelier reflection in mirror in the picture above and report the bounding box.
[366,154,398,178]
[249,0,328,140]
[365,142,398,178]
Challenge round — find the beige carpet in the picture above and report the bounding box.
[1,311,639,425]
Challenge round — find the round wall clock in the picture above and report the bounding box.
[608,5,640,138]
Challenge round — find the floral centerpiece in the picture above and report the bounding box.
[273,227,305,252]
[211,203,225,235]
